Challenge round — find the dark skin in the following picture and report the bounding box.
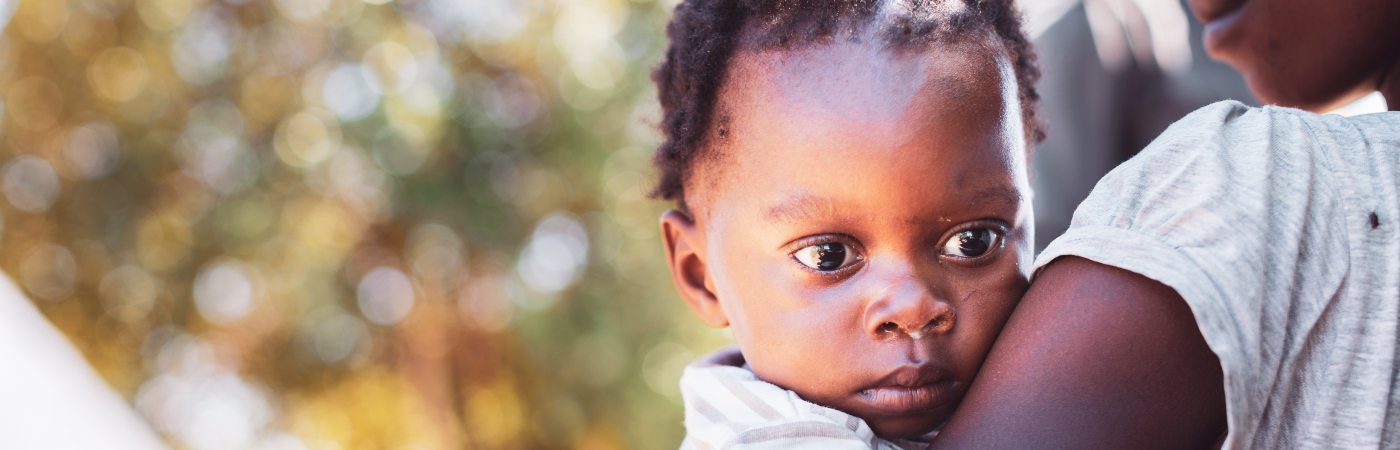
[933,0,1400,447]
[1191,0,1400,111]
[931,257,1227,449]
[661,37,1034,438]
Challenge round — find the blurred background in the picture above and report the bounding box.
[0,0,703,448]
[1,0,1367,449]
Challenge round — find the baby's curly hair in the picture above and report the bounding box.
[651,0,1044,205]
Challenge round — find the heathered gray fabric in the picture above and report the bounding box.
[1036,100,1400,449]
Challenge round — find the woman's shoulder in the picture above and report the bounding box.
[1088,99,1396,222]
[1043,100,1368,320]
[1038,99,1400,448]
[1098,100,1400,237]
[1140,100,1400,164]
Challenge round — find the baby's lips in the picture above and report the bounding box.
[865,362,953,389]
[857,380,960,415]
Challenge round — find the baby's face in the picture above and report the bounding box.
[678,39,1032,438]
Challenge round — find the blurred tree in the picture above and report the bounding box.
[0,0,725,448]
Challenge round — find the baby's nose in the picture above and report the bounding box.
[865,279,955,339]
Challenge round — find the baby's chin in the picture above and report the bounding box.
[860,408,950,440]
[772,378,954,439]
[751,364,953,439]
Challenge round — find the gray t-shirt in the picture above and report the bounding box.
[1036,100,1400,449]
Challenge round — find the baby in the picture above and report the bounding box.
[651,0,1042,448]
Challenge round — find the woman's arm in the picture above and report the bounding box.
[932,256,1227,449]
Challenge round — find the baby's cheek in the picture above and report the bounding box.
[953,264,1028,372]
[744,311,863,399]
[743,344,829,401]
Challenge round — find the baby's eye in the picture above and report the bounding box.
[792,242,860,272]
[941,228,1002,259]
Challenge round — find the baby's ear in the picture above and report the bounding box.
[660,209,728,327]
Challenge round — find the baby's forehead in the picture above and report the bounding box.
[684,37,1025,219]
[717,37,1010,133]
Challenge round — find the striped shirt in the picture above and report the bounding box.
[679,347,934,449]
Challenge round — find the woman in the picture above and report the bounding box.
[933,0,1400,448]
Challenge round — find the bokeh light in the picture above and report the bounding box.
[0,0,722,448]
[3,155,60,212]
[193,260,257,326]
[356,266,415,326]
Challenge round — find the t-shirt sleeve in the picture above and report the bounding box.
[1033,100,1352,446]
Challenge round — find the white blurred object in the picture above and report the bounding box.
[1025,0,1191,75]
[1021,0,1081,39]
[0,272,169,449]
[1328,91,1389,117]
[0,0,14,31]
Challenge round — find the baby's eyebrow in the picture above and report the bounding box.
[763,185,1021,224]
[964,185,1023,209]
[763,194,837,224]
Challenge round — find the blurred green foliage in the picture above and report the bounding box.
[0,0,728,448]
